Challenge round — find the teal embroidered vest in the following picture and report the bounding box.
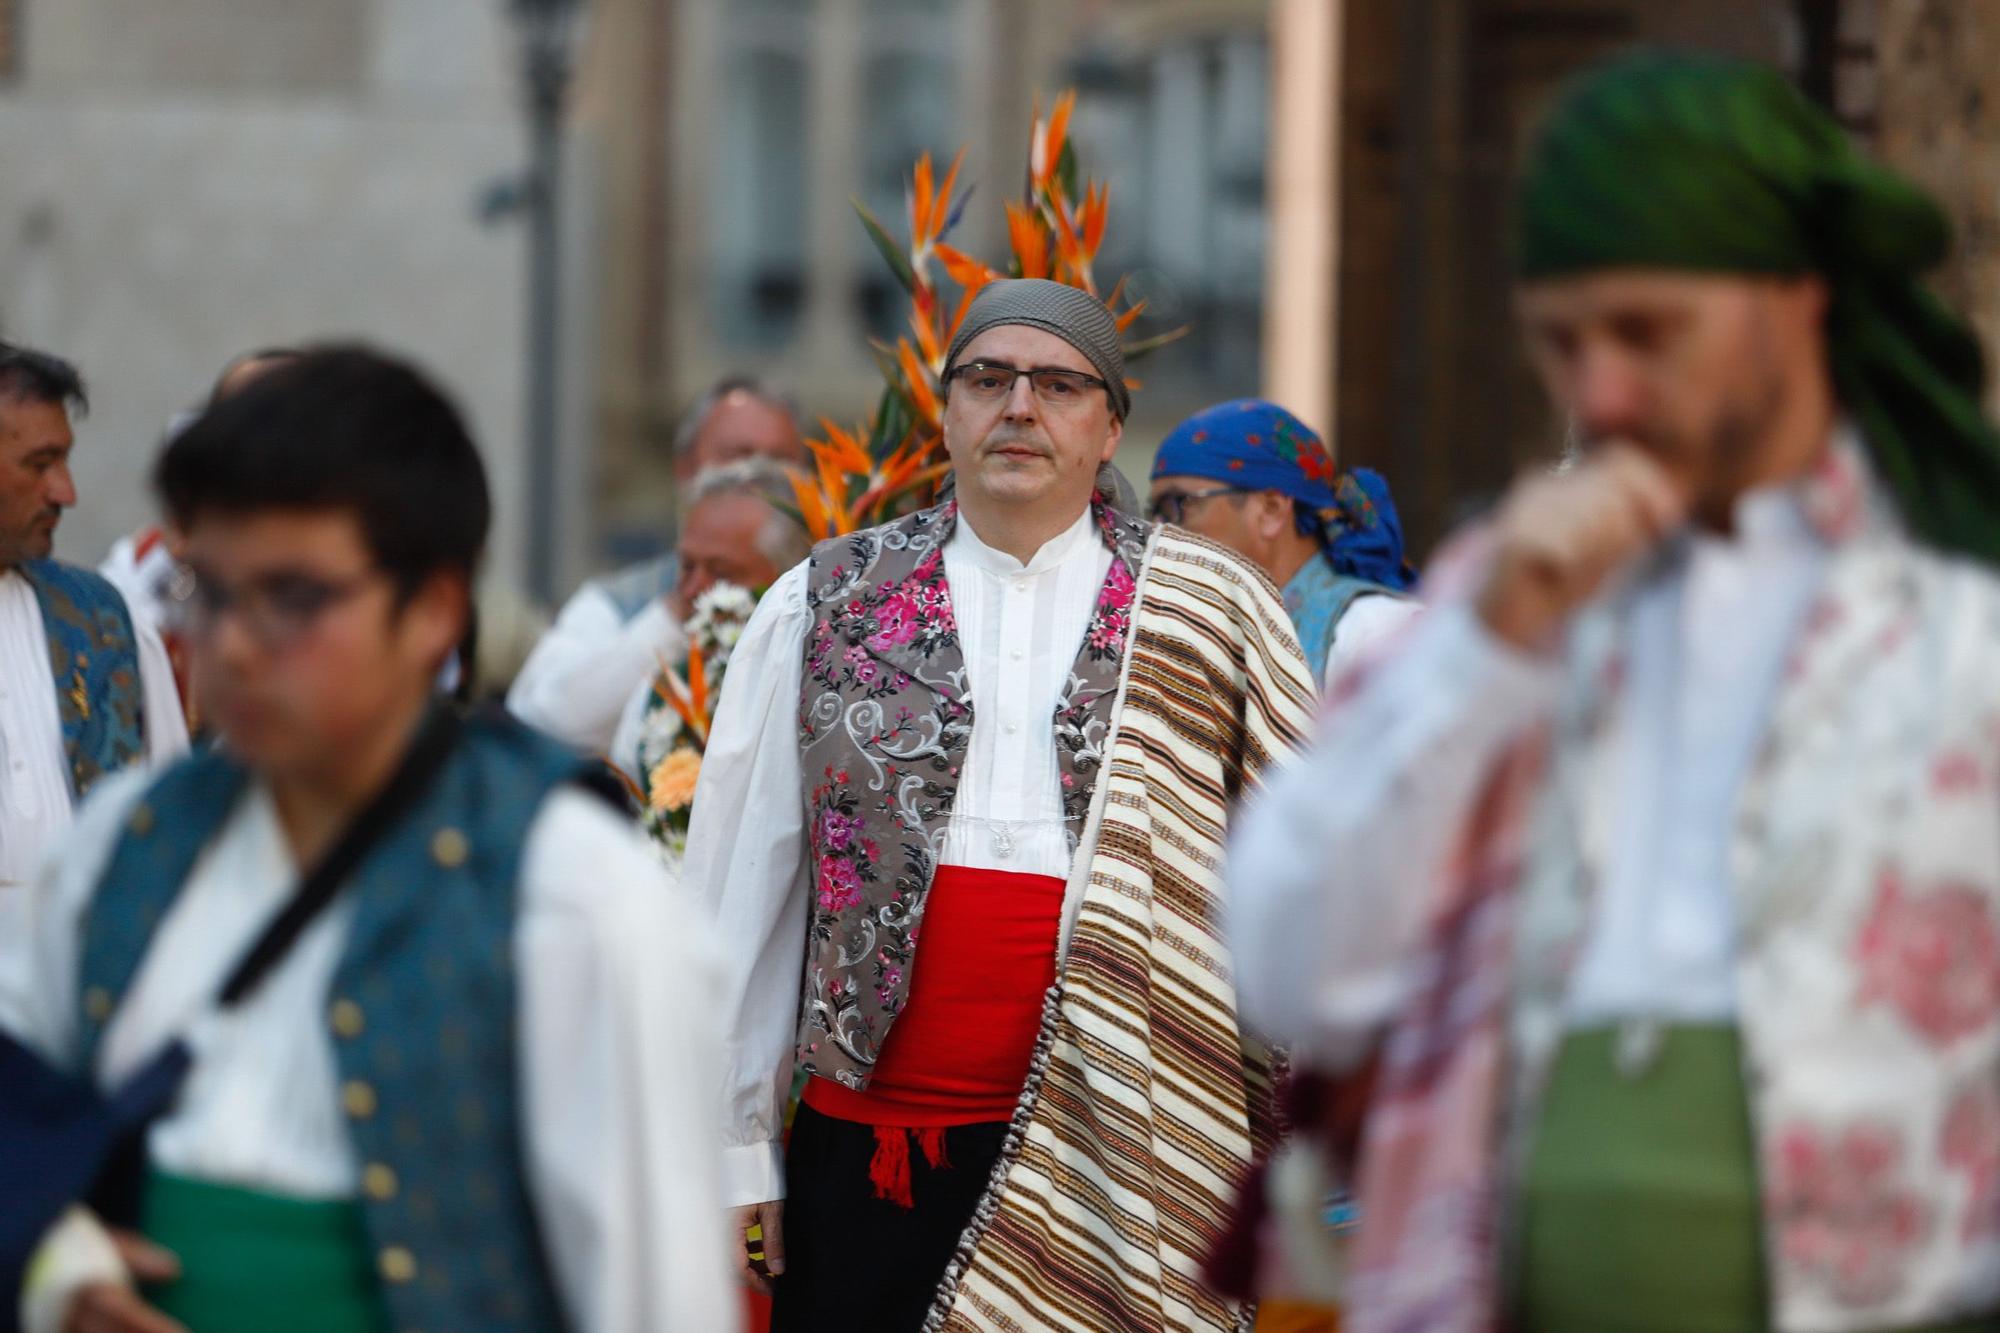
[1281,553,1405,683]
[73,712,597,1331]
[17,559,146,800]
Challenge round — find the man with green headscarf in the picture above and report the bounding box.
[1227,50,2000,1333]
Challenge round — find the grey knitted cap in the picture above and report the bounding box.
[943,278,1131,419]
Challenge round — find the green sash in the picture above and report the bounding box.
[1516,1026,1998,1333]
[138,1171,391,1333]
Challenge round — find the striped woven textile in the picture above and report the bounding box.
[924,527,1318,1332]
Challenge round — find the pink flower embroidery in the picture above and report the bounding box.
[817,809,859,853]
[1802,598,1846,641]
[1099,561,1135,614]
[816,855,863,912]
[1855,869,2000,1047]
[1083,562,1135,660]
[1932,750,1987,797]
[867,592,921,652]
[1944,1084,2000,1241]
[1768,1119,1931,1307]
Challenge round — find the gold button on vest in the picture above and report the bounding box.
[342,1080,378,1119]
[430,828,470,869]
[363,1163,399,1201]
[330,999,366,1039]
[379,1246,417,1283]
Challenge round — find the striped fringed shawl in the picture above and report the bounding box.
[924,528,1318,1332]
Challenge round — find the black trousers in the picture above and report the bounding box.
[772,1103,1008,1333]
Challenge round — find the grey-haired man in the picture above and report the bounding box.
[507,377,806,752]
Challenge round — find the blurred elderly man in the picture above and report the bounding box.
[1231,52,2000,1333]
[508,375,807,751]
[688,279,1314,1331]
[0,341,186,929]
[1148,398,1418,688]
[606,457,812,780]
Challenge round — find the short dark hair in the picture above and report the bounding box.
[0,340,87,414]
[155,346,489,593]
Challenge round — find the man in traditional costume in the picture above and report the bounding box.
[509,375,806,752]
[1147,398,1418,689]
[0,342,187,942]
[1230,52,2000,1333]
[686,278,1315,1331]
[1,348,734,1332]
[607,456,813,788]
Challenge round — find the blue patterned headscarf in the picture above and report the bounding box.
[1151,398,1415,590]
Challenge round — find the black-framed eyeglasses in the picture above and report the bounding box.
[170,563,384,650]
[1146,485,1241,527]
[947,361,1110,409]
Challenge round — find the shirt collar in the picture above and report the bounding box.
[1795,420,1877,546]
[948,505,1099,577]
[1684,420,1874,557]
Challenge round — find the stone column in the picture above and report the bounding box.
[1260,0,1341,438]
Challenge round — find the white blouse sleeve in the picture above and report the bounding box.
[1228,603,1558,1069]
[516,790,740,1333]
[134,615,190,765]
[1324,593,1425,691]
[508,587,686,755]
[0,766,153,1070]
[678,560,812,1208]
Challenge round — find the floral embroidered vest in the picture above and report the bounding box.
[796,497,1147,1090]
[18,559,146,801]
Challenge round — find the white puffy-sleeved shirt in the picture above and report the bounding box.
[1320,592,1424,690]
[680,507,1113,1207]
[509,578,687,755]
[0,766,738,1333]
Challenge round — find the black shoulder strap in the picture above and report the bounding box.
[216,706,464,1008]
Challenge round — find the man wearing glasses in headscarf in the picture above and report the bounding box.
[688,278,1315,1330]
[1148,398,1419,690]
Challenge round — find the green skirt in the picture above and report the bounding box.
[138,1170,391,1333]
[1516,1026,1998,1333]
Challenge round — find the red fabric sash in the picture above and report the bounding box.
[804,865,1066,1205]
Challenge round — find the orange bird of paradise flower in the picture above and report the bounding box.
[799,89,1183,540]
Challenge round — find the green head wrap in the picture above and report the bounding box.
[1517,50,2000,566]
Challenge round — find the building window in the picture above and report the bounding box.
[709,14,811,348]
[1072,29,1270,413]
[853,41,961,337]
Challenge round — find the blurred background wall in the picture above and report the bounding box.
[0,0,1991,599]
[0,0,600,588]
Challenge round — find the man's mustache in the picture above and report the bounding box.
[981,428,1051,457]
